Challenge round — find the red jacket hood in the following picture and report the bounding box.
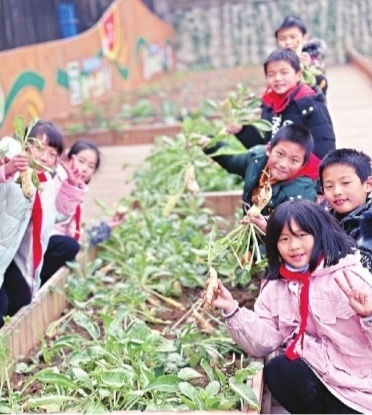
[287,152,320,182]
[262,84,317,113]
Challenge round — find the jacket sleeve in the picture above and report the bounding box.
[55,180,86,219]
[204,141,251,177]
[296,99,335,159]
[225,287,283,357]
[0,165,15,183]
[359,249,372,274]
[235,107,271,149]
[358,211,372,273]
[235,125,270,149]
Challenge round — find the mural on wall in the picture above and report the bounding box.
[162,0,372,69]
[0,0,175,135]
[64,58,112,106]
[0,72,45,131]
[137,39,174,81]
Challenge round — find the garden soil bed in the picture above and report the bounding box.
[8,278,263,402]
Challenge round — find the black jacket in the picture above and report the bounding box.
[235,84,335,160]
[330,199,372,273]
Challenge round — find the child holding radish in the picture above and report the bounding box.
[208,199,372,414]
[0,120,85,326]
[200,123,320,231]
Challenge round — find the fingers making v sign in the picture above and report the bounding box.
[335,269,372,318]
[60,156,85,188]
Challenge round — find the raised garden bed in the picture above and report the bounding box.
[0,191,271,414]
[63,123,183,148]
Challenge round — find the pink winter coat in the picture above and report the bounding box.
[225,253,372,413]
[52,164,87,240]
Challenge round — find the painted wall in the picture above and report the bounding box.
[154,0,372,69]
[0,0,175,135]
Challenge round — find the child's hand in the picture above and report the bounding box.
[107,211,126,229]
[335,269,372,317]
[197,135,212,148]
[241,212,267,233]
[226,123,243,135]
[0,156,9,166]
[60,157,84,188]
[4,154,29,177]
[299,52,312,67]
[211,280,236,313]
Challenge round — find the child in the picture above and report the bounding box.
[275,16,328,95]
[40,140,125,284]
[201,124,319,221]
[227,49,335,160]
[209,199,372,414]
[319,148,372,273]
[0,121,85,325]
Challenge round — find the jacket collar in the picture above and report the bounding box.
[312,252,362,277]
[262,83,317,113]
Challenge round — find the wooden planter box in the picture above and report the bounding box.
[0,192,270,413]
[63,123,183,148]
[203,190,243,217]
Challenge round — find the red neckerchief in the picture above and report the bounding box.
[261,85,299,113]
[32,172,47,280]
[74,205,81,241]
[262,83,317,113]
[279,263,311,360]
[286,153,321,182]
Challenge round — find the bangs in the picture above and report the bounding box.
[29,121,64,156]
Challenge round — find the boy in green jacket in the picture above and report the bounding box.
[200,124,319,231]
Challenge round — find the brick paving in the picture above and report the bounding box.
[83,64,372,223]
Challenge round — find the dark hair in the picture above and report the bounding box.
[319,148,372,186]
[265,199,356,280]
[67,140,101,171]
[264,49,301,75]
[275,16,307,38]
[270,124,313,164]
[29,120,64,156]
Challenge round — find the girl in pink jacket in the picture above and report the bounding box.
[211,199,372,414]
[40,140,125,284]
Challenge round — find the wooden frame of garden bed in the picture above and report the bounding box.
[63,123,183,148]
[0,192,268,414]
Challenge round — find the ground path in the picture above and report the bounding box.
[83,64,372,222]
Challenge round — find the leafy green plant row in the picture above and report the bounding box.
[0,197,263,413]
[0,87,269,412]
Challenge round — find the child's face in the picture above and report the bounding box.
[266,140,306,181]
[322,164,372,214]
[72,149,98,184]
[266,60,301,95]
[29,134,59,172]
[277,219,314,268]
[276,27,307,53]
